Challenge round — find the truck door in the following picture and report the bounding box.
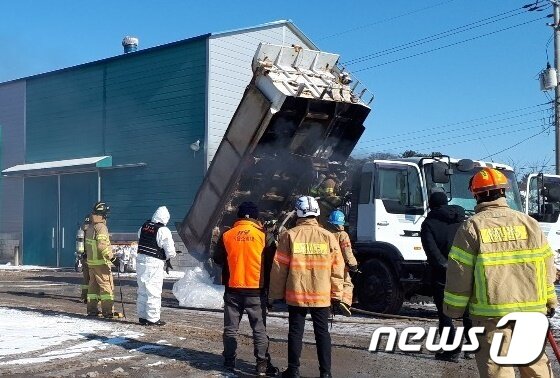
[372,161,426,261]
[526,173,560,253]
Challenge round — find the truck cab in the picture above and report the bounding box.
[525,173,560,256]
[350,157,522,313]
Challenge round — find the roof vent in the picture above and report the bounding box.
[122,36,139,54]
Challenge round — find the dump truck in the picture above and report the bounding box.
[177,43,372,264]
[177,44,524,314]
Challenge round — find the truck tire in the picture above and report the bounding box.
[358,258,404,314]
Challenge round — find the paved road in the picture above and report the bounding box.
[0,269,555,377]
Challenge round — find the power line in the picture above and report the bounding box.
[357,123,550,153]
[356,103,551,146]
[318,0,458,41]
[344,6,537,66]
[482,125,553,160]
[353,17,547,72]
[355,117,548,150]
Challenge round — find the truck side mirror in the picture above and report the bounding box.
[431,162,450,184]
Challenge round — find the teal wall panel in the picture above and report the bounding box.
[103,39,207,232]
[24,38,208,236]
[26,68,104,162]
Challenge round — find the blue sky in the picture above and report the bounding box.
[0,0,554,172]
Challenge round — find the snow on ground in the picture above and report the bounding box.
[0,263,60,271]
[0,308,143,365]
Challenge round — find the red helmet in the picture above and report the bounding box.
[469,168,509,194]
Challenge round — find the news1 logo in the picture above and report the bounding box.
[368,312,550,364]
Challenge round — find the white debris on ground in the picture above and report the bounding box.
[0,307,142,365]
[172,267,224,309]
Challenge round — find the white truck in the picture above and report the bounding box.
[348,157,522,313]
[525,173,560,269]
[176,43,524,315]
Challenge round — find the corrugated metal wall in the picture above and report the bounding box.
[26,69,105,162]
[206,25,314,167]
[0,81,25,236]
[24,38,207,234]
[103,38,207,231]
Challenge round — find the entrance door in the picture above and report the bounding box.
[59,173,98,267]
[23,176,58,265]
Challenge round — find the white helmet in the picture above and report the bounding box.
[295,196,320,218]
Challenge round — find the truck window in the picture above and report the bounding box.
[376,164,424,215]
[358,172,373,204]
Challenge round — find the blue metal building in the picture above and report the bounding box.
[0,21,316,267]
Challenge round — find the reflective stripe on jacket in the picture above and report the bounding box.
[269,217,345,307]
[85,214,113,266]
[222,219,266,290]
[443,198,558,319]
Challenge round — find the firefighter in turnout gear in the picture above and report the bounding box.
[325,209,357,317]
[443,168,558,378]
[316,174,343,228]
[77,215,91,303]
[136,206,176,326]
[269,196,345,378]
[85,201,121,319]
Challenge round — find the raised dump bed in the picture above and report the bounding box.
[177,43,372,260]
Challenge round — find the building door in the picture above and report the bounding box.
[23,176,58,265]
[23,173,99,267]
[59,173,98,267]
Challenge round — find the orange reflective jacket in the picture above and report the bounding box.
[222,219,266,289]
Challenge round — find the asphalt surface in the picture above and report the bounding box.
[0,269,557,377]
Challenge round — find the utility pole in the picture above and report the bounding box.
[554,1,560,174]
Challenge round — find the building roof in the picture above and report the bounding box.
[211,20,318,50]
[0,20,317,87]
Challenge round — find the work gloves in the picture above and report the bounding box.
[164,259,173,274]
[348,265,361,274]
[547,306,556,318]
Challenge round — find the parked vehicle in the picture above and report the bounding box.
[176,44,522,314]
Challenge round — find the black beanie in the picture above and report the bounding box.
[237,201,259,219]
[429,191,448,209]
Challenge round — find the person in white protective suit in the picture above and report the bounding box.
[136,206,176,326]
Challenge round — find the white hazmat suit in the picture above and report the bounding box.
[136,206,176,323]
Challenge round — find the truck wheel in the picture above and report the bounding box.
[358,258,404,314]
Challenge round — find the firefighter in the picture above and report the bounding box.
[269,196,345,378]
[76,215,91,303]
[213,202,278,376]
[316,174,342,227]
[443,168,557,378]
[325,209,358,316]
[136,206,176,326]
[85,201,122,319]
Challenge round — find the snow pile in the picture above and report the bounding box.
[0,308,145,365]
[0,308,112,357]
[172,267,224,309]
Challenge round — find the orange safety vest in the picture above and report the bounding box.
[222,219,265,289]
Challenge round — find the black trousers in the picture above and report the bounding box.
[432,281,473,350]
[223,292,269,363]
[288,306,331,374]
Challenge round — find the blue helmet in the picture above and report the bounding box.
[328,210,345,226]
